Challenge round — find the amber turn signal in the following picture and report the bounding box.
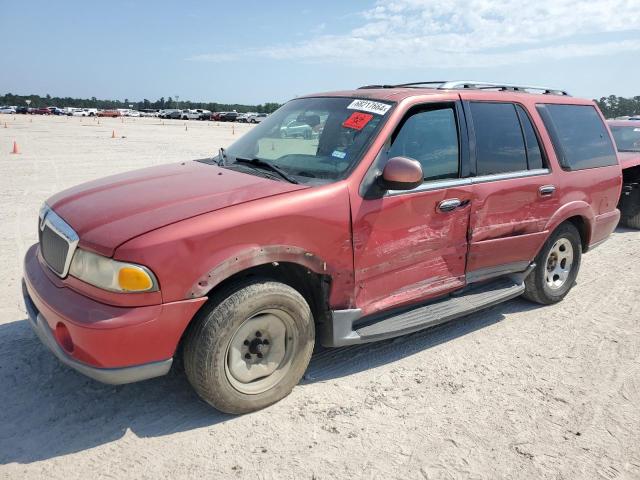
[118,266,154,292]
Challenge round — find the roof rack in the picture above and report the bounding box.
[358,80,570,96]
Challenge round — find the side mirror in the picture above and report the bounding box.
[379,156,423,191]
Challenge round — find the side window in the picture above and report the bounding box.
[470,102,527,175]
[536,104,617,170]
[515,105,544,170]
[388,106,459,181]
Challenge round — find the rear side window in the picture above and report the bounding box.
[388,106,459,181]
[469,102,527,175]
[536,104,617,170]
[515,105,544,170]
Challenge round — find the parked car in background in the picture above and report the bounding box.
[248,113,268,123]
[0,106,16,114]
[97,110,121,118]
[180,109,201,120]
[159,109,181,119]
[236,112,257,123]
[50,107,66,116]
[125,110,141,117]
[139,109,159,117]
[221,111,239,122]
[165,110,183,119]
[608,120,640,228]
[211,112,227,121]
[22,80,622,414]
[15,106,28,114]
[280,119,314,139]
[195,109,212,120]
[31,107,52,115]
[70,108,88,117]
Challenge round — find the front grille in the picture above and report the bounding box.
[38,206,79,277]
[40,225,70,275]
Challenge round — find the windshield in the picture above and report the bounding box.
[220,97,392,184]
[611,125,640,152]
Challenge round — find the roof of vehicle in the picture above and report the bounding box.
[300,80,577,103]
[607,120,640,127]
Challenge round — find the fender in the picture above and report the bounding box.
[187,245,330,299]
[542,200,594,248]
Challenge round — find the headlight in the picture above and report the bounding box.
[69,249,158,293]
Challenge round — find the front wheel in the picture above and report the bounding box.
[183,279,315,414]
[523,222,582,305]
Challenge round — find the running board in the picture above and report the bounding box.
[321,267,533,347]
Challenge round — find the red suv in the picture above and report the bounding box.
[607,120,640,228]
[23,81,621,413]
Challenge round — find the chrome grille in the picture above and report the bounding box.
[38,205,79,277]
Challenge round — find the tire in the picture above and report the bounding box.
[523,222,582,305]
[624,213,640,229]
[183,279,315,414]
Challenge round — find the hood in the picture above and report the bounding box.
[48,161,307,256]
[619,151,640,170]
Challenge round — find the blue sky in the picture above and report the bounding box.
[2,0,639,104]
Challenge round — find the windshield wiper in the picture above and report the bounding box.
[234,157,298,184]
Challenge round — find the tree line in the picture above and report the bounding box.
[3,92,639,118]
[0,93,282,114]
[595,95,640,119]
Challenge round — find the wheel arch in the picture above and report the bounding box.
[543,201,594,253]
[186,245,334,325]
[175,258,332,361]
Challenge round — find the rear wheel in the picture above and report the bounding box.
[183,279,315,414]
[523,223,582,305]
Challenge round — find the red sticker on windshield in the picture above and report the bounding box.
[343,112,373,130]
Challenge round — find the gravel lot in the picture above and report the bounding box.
[0,115,638,480]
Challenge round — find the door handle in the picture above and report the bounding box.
[539,185,556,197]
[438,198,462,213]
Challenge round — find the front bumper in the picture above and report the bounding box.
[22,244,207,384]
[23,282,172,384]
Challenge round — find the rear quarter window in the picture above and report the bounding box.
[536,104,617,170]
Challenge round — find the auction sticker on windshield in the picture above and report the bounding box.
[347,99,391,115]
[343,112,374,130]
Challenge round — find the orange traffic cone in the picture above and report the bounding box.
[11,140,19,154]
[3,122,7,129]
[185,123,188,131]
[111,130,116,138]
[232,124,235,135]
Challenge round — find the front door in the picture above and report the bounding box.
[351,102,472,316]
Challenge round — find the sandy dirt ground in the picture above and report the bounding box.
[0,115,638,480]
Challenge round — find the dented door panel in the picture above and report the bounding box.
[351,185,472,317]
[467,173,559,272]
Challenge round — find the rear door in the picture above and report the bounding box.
[461,97,559,280]
[352,102,472,316]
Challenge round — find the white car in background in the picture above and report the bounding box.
[139,109,159,117]
[180,109,205,120]
[0,106,17,114]
[248,113,268,123]
[70,108,97,117]
[236,112,255,123]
